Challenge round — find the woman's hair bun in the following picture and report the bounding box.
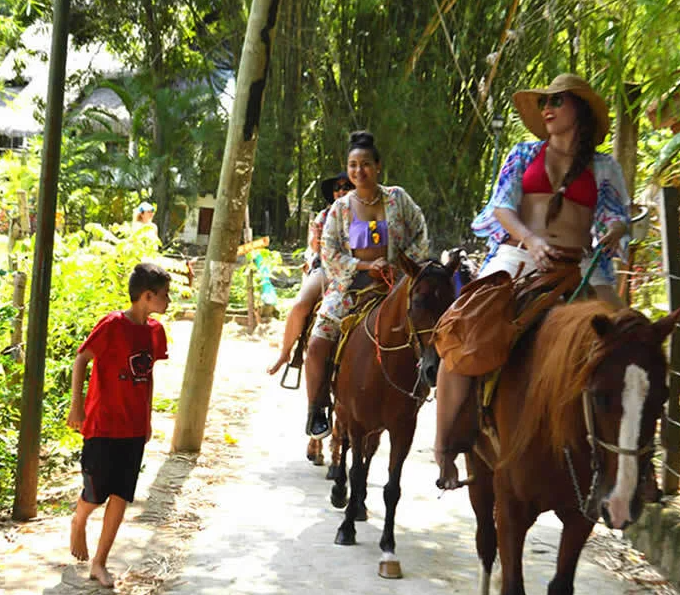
[349,130,374,148]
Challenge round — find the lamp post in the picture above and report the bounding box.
[488,114,505,199]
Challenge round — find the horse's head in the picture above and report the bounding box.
[583,307,680,529]
[397,251,460,388]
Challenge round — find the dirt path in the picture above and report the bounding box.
[1,320,676,594]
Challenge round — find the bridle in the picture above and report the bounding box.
[363,261,450,402]
[564,341,656,522]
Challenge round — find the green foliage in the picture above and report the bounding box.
[153,395,178,415]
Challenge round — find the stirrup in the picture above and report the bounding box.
[306,407,331,440]
[280,361,302,390]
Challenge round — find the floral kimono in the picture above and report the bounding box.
[471,141,630,285]
[313,185,429,340]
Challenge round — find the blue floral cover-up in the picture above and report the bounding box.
[471,141,631,285]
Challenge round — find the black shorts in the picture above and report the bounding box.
[81,437,145,504]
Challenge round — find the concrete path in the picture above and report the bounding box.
[163,353,634,595]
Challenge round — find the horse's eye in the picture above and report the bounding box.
[592,391,609,411]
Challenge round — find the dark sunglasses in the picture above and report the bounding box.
[334,182,353,191]
[537,93,566,110]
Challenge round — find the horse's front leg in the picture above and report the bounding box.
[378,420,417,579]
[330,433,349,509]
[496,474,537,595]
[467,452,496,595]
[326,417,343,480]
[548,509,594,595]
[354,432,380,521]
[335,430,367,545]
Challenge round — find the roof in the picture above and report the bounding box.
[73,87,131,134]
[0,22,127,137]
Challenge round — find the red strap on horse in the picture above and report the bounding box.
[373,265,398,365]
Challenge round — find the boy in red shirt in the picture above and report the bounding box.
[67,263,171,588]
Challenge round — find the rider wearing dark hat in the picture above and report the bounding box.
[267,172,354,377]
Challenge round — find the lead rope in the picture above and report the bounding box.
[567,244,604,305]
[370,275,428,402]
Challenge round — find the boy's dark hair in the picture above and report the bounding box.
[129,263,171,302]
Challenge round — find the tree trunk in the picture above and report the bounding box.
[613,82,641,198]
[13,0,70,521]
[143,0,170,242]
[172,0,281,453]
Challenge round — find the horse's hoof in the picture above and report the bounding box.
[334,527,356,546]
[355,503,368,522]
[330,491,348,509]
[378,559,403,579]
[326,465,340,480]
[313,453,325,466]
[306,452,315,462]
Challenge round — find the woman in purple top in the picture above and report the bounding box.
[305,130,429,439]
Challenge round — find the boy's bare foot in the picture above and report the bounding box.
[266,353,289,375]
[90,562,115,588]
[70,516,89,561]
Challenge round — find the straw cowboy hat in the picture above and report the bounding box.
[512,73,610,146]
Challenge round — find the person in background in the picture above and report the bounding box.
[67,263,171,588]
[132,202,158,237]
[267,172,354,375]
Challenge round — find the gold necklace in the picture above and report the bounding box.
[353,188,382,206]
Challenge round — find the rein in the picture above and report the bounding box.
[564,338,656,521]
[364,261,444,402]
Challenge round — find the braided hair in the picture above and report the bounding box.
[544,93,597,226]
[348,130,381,163]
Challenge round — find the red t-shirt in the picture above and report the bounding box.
[79,311,168,439]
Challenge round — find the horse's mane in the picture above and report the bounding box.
[501,300,620,467]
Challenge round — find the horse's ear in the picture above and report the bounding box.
[591,314,615,339]
[443,248,462,276]
[652,307,680,343]
[397,249,420,278]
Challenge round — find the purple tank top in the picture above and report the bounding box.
[349,205,388,249]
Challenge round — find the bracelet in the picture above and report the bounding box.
[518,232,534,250]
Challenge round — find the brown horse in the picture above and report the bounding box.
[448,301,680,595]
[330,251,466,578]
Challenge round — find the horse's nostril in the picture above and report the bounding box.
[425,367,437,387]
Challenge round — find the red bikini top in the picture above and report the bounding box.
[522,143,597,209]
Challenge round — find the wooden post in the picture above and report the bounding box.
[613,83,641,306]
[13,0,70,521]
[11,272,27,356]
[613,83,641,199]
[17,190,30,238]
[247,268,256,333]
[661,186,680,494]
[243,206,256,333]
[171,0,281,453]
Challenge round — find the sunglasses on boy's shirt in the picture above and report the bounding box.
[537,93,566,110]
[334,183,353,192]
